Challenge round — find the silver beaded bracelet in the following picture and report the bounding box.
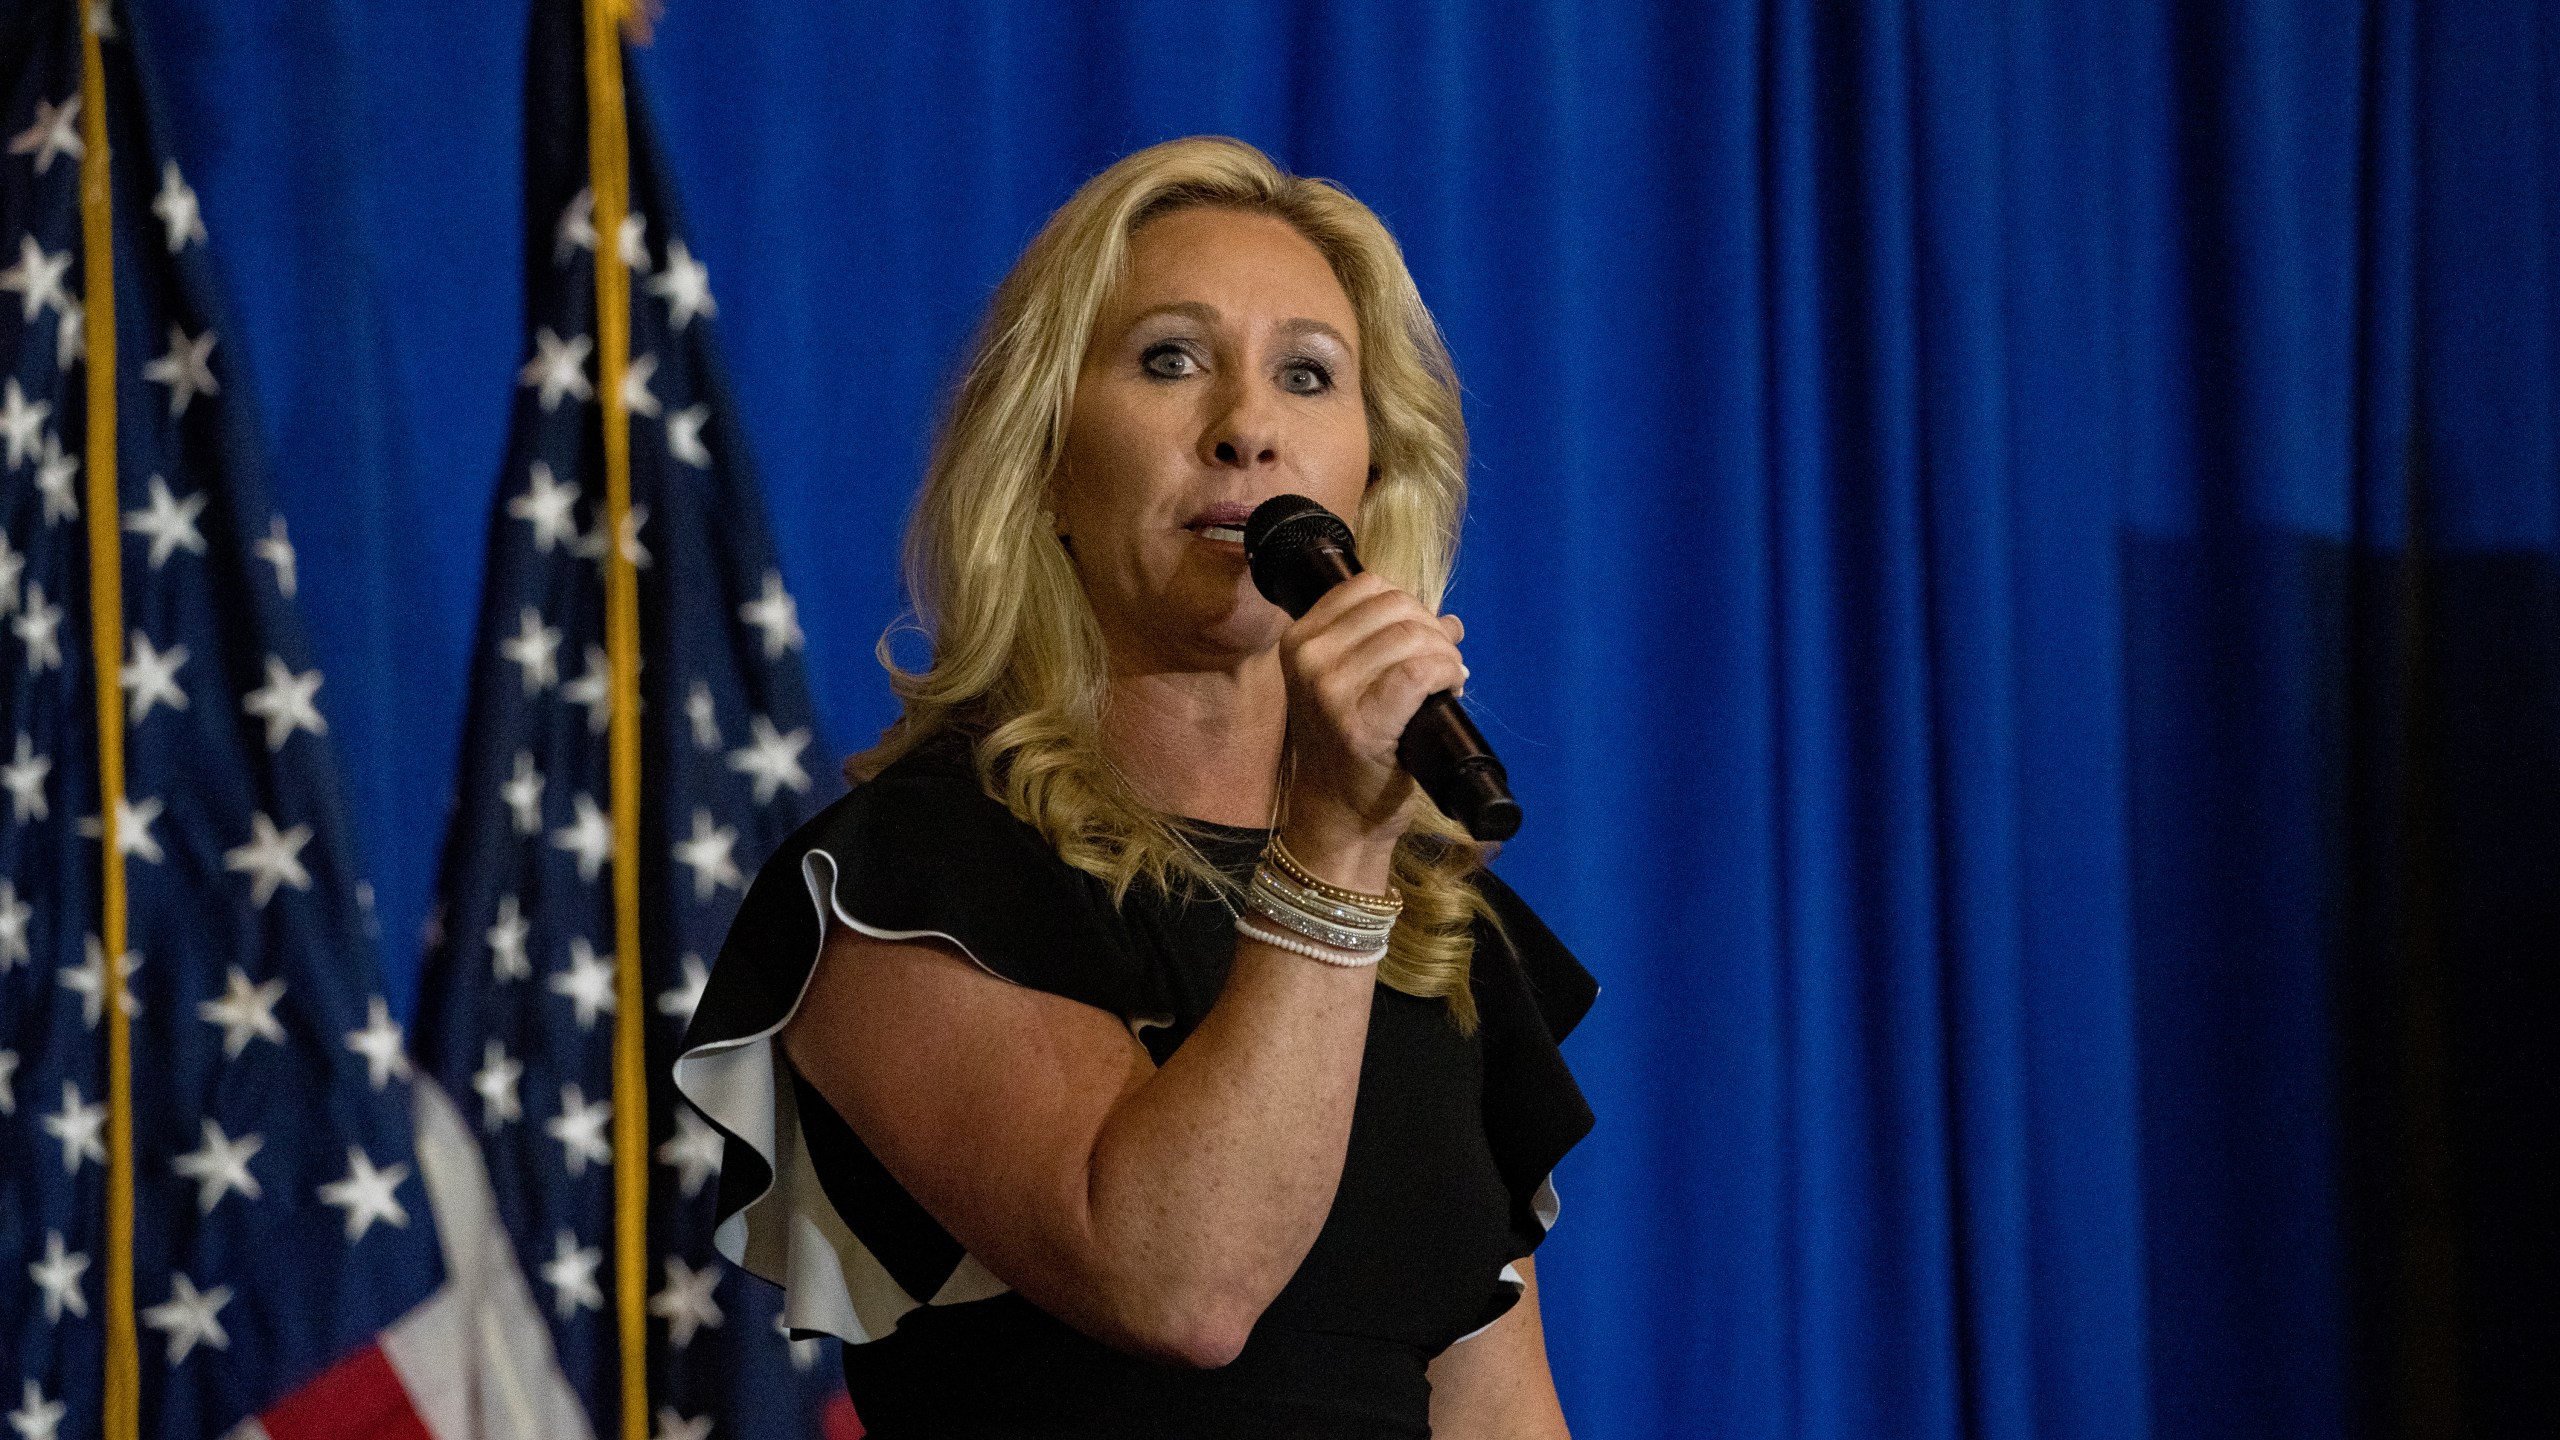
[1245,879,1393,952]
[1235,915,1384,969]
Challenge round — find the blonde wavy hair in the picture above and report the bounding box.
[853,135,1495,1030]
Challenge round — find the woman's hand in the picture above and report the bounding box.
[1277,571,1465,884]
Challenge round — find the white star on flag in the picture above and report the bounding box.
[77,792,165,863]
[12,584,62,671]
[502,750,546,834]
[120,630,190,722]
[554,187,599,261]
[673,809,743,901]
[52,295,82,371]
[473,1039,523,1131]
[0,727,40,819]
[152,159,206,251]
[144,1273,234,1365]
[621,350,662,419]
[553,791,613,881]
[486,893,532,980]
[242,655,327,750]
[740,569,804,658]
[646,237,717,330]
[562,644,614,733]
[345,996,412,1090]
[40,1081,104,1173]
[196,965,287,1057]
[657,1105,725,1199]
[123,474,209,568]
[0,878,29,969]
[0,1050,14,1114]
[519,326,594,411]
[141,324,220,416]
[684,680,720,749]
[317,1146,412,1242]
[501,606,563,691]
[224,811,314,906]
[547,1084,613,1177]
[665,403,711,468]
[729,714,814,803]
[657,952,709,1028]
[652,1407,713,1440]
[0,234,71,321]
[0,529,21,611]
[573,502,651,570]
[172,1119,264,1214]
[509,461,583,552]
[619,210,652,271]
[649,1255,725,1347]
[8,1380,65,1440]
[61,935,140,1028]
[256,514,297,596]
[143,1273,233,1365]
[8,94,82,173]
[33,436,77,522]
[28,1231,88,1323]
[0,378,50,467]
[549,937,617,1030]
[541,1231,603,1319]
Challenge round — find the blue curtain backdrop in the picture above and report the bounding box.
[77,0,2557,1435]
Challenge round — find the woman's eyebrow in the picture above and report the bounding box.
[1276,317,1352,353]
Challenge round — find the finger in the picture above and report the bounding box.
[1291,570,1402,632]
[1438,613,1465,644]
[1289,582,1438,674]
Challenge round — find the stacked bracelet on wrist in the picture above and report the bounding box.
[1237,834,1403,968]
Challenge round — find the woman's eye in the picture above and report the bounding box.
[1142,344,1199,380]
[1279,360,1332,395]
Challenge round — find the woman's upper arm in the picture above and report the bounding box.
[1426,1255,1571,1440]
[779,918,1154,1334]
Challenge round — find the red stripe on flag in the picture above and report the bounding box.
[822,1392,865,1440]
[259,1342,436,1440]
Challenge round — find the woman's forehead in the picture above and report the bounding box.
[1110,208,1358,339]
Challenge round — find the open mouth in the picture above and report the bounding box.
[1184,501,1256,547]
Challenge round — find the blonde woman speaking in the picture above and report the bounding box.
[676,136,1595,1439]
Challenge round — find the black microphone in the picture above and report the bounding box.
[1244,495,1523,842]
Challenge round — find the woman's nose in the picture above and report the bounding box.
[1201,381,1281,469]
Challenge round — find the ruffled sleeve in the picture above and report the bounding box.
[670,754,1140,1345]
[1467,871,1600,1259]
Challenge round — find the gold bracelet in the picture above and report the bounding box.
[1265,832,1404,913]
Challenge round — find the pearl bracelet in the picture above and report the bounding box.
[1236,915,1384,969]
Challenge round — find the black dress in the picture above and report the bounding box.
[673,742,1596,1438]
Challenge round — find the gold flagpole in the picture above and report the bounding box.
[74,6,137,1438]
[580,3,649,1438]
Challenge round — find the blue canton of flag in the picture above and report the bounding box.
[410,4,848,1438]
[1,4,451,1438]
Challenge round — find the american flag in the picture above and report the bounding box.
[409,4,849,1437]
[1,3,458,1437]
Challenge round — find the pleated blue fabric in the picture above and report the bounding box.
[87,0,2559,1435]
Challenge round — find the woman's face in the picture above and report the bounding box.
[1055,205,1371,674]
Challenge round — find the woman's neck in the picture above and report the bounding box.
[1102,653,1287,827]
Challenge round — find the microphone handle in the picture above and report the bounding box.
[1291,542,1524,843]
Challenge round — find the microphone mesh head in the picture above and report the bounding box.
[1244,495,1358,616]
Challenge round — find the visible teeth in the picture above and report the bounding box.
[1201,525,1245,543]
